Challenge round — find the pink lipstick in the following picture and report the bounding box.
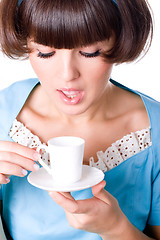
[57,88,84,105]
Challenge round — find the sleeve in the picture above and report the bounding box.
[147,143,160,226]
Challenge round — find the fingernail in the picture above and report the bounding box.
[5,177,10,183]
[22,169,28,176]
[33,164,40,171]
[33,152,41,160]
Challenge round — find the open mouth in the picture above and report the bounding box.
[57,89,84,105]
[62,90,80,98]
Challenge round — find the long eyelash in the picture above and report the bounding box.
[80,50,101,58]
[37,51,55,59]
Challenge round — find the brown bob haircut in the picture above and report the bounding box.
[0,0,153,63]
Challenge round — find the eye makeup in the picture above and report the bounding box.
[37,49,101,59]
[37,51,55,59]
[79,50,101,58]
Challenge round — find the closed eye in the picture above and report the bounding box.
[79,50,101,58]
[37,51,55,59]
[37,50,101,59]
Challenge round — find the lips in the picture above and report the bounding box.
[57,88,84,105]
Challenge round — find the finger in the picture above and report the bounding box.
[49,191,79,213]
[60,192,75,200]
[0,151,40,172]
[0,162,29,177]
[92,181,114,205]
[0,173,10,184]
[92,180,106,195]
[49,191,99,214]
[0,141,40,161]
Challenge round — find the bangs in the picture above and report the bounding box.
[1,0,152,62]
[18,0,120,49]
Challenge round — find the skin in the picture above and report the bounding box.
[0,38,159,239]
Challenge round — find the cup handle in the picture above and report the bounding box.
[36,145,52,175]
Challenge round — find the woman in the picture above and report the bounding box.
[0,0,159,239]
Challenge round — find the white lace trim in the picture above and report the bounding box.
[9,119,48,165]
[89,128,152,172]
[9,119,152,172]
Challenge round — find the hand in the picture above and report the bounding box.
[0,141,40,184]
[49,180,127,238]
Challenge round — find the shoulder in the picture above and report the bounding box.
[139,92,160,137]
[0,78,39,114]
[110,79,160,133]
[109,82,149,133]
[0,78,39,138]
[0,78,39,101]
[140,92,160,120]
[138,92,160,177]
[0,78,39,97]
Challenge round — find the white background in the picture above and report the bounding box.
[0,0,160,100]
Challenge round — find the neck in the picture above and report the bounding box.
[29,82,115,125]
[50,84,114,125]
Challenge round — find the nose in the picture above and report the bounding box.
[57,50,80,82]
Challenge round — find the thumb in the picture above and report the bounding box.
[92,180,113,205]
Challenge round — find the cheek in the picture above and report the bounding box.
[99,63,113,76]
[92,65,113,96]
[29,59,55,93]
[29,56,50,80]
[92,63,113,84]
[29,56,40,74]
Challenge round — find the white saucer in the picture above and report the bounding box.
[27,165,104,192]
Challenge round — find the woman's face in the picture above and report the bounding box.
[28,39,114,116]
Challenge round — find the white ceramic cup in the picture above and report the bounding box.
[37,136,85,186]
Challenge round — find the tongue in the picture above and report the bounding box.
[58,90,84,105]
[63,91,80,96]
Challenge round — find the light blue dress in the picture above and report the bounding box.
[0,78,160,240]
